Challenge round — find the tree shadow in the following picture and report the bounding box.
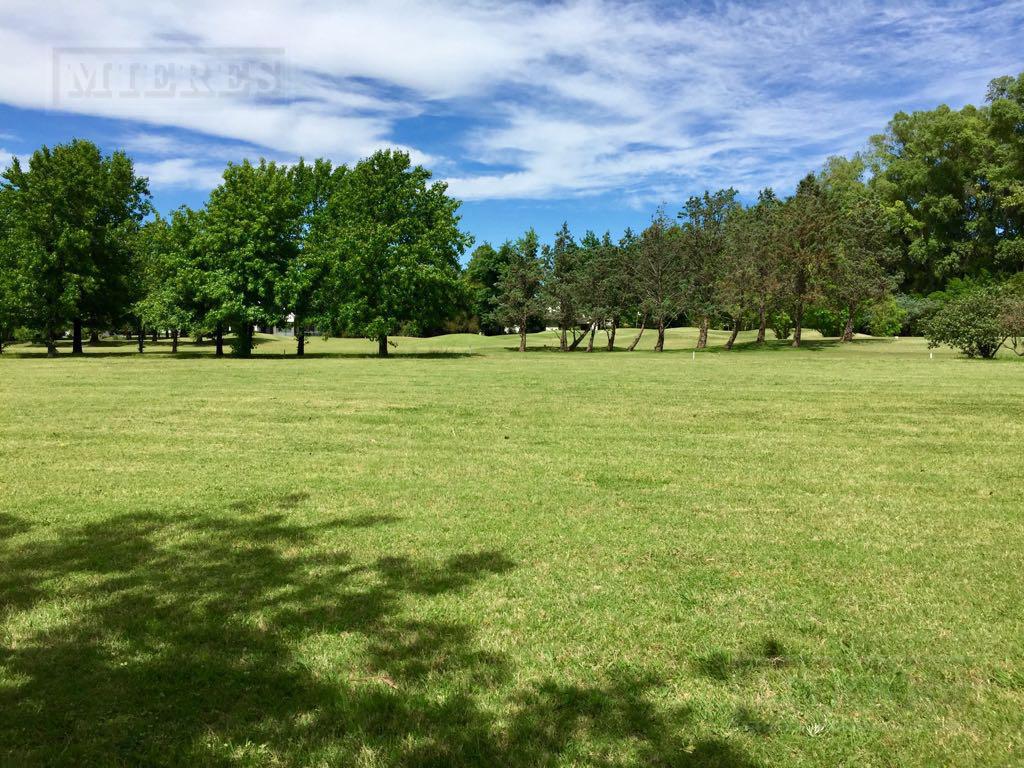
[0,509,762,766]
[694,637,791,681]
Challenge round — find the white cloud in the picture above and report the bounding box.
[0,0,1021,202]
[134,157,225,190]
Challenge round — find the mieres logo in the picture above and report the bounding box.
[52,47,288,105]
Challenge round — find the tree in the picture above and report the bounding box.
[281,158,344,356]
[465,242,513,335]
[604,229,638,350]
[630,211,686,352]
[131,215,196,353]
[819,156,899,341]
[492,229,545,352]
[778,175,835,347]
[317,150,471,356]
[199,159,301,357]
[678,189,739,348]
[985,74,1024,271]
[719,190,784,347]
[1,140,149,355]
[543,222,585,351]
[869,102,996,292]
[0,186,22,353]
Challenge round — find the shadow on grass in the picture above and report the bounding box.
[0,507,762,767]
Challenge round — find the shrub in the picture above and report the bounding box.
[770,311,792,340]
[803,305,845,337]
[868,297,907,337]
[924,288,1006,358]
[894,293,939,336]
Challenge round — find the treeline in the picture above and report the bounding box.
[0,147,468,357]
[1,73,1022,358]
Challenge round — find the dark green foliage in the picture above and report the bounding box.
[465,242,513,335]
[492,229,545,351]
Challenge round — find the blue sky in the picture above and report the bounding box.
[1,0,1023,252]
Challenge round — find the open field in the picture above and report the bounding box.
[1,330,1023,767]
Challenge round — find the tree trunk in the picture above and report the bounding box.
[792,301,803,347]
[606,319,617,351]
[235,324,254,357]
[841,308,855,342]
[627,319,646,351]
[215,325,224,358]
[378,335,389,357]
[151,329,158,344]
[756,300,767,344]
[585,322,597,352]
[696,316,709,350]
[725,317,741,350]
[297,332,305,356]
[46,333,58,357]
[171,329,179,353]
[89,329,100,345]
[654,319,665,352]
[137,322,144,354]
[518,322,527,352]
[72,318,83,355]
[568,327,589,351]
[559,327,568,352]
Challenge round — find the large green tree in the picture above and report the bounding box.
[1,140,149,355]
[317,150,471,356]
[679,189,739,348]
[985,74,1024,269]
[492,229,545,352]
[819,156,899,341]
[131,214,199,353]
[200,159,301,357]
[778,175,836,347]
[543,222,586,351]
[630,211,687,352]
[281,158,345,356]
[869,101,996,292]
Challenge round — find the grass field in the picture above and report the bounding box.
[1,329,1022,767]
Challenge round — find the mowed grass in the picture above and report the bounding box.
[1,330,1022,767]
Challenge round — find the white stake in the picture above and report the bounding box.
[929,351,933,359]
[692,351,695,361]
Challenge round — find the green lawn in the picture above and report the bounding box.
[1,330,1022,767]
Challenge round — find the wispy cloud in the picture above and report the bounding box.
[0,0,1021,202]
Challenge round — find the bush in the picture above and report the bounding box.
[868,297,907,337]
[803,305,845,337]
[924,288,1006,358]
[770,311,792,340]
[13,326,42,344]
